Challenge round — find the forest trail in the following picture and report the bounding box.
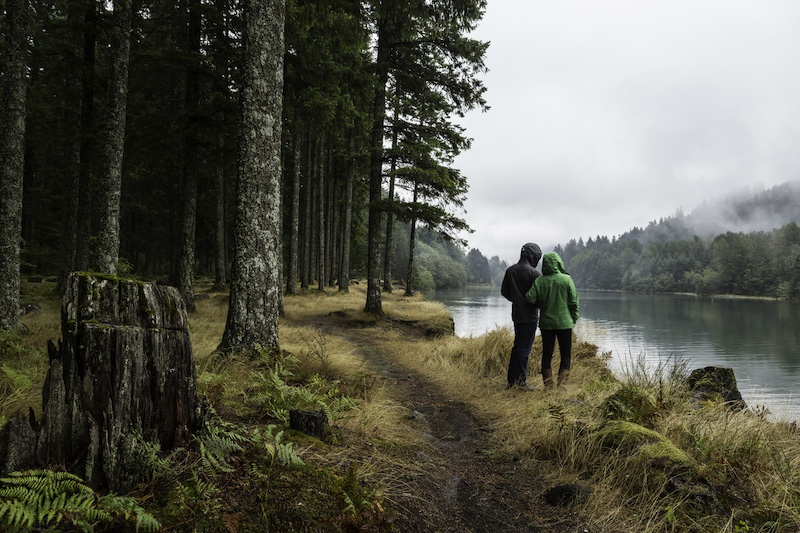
[309,313,587,533]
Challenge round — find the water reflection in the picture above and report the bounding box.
[428,287,800,421]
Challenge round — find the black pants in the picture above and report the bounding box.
[540,329,572,372]
[508,321,537,386]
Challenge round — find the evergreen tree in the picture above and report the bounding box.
[466,248,490,284]
[219,0,285,353]
[92,0,132,274]
[0,0,28,330]
[365,0,488,312]
[173,0,203,312]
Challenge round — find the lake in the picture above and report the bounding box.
[427,286,800,422]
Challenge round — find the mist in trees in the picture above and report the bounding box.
[556,183,800,299]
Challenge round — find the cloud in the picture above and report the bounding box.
[454,0,800,262]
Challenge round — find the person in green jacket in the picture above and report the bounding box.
[525,252,579,388]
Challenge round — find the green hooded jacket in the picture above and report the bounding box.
[525,252,579,330]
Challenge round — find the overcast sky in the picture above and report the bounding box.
[453,0,800,264]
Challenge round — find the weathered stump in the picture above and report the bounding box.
[1,273,201,491]
[289,409,329,440]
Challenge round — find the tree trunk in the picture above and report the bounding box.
[316,136,326,292]
[383,110,399,293]
[212,139,228,290]
[300,131,312,289]
[211,0,229,292]
[326,148,336,287]
[365,19,389,315]
[218,0,285,353]
[1,274,201,492]
[76,0,97,272]
[93,0,132,274]
[338,136,355,293]
[58,3,86,293]
[286,121,301,295]
[405,184,419,297]
[175,0,202,311]
[0,0,28,331]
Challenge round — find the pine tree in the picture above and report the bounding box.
[92,0,132,274]
[218,0,285,354]
[0,0,28,330]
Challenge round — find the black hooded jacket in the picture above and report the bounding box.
[501,243,543,323]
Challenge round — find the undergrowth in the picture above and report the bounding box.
[4,280,800,531]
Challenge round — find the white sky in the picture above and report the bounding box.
[454,0,800,263]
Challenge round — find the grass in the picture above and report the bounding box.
[3,279,800,531]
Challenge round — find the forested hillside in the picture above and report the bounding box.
[556,181,800,298]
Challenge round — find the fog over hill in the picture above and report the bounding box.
[610,181,800,246]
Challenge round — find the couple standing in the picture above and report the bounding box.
[500,243,580,390]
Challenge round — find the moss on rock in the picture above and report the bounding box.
[602,385,659,427]
[594,420,695,471]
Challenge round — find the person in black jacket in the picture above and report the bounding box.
[500,242,543,389]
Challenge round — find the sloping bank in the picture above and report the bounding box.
[297,287,800,532]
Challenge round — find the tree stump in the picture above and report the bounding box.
[289,409,329,440]
[1,273,201,491]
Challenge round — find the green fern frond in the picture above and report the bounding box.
[0,469,160,532]
[195,420,249,475]
[253,425,305,468]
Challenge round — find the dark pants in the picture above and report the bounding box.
[541,329,572,372]
[508,321,537,386]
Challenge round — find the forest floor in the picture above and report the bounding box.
[297,309,589,533]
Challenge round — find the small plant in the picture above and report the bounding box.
[251,424,305,467]
[250,348,357,424]
[304,328,331,372]
[174,471,222,530]
[0,469,160,532]
[195,420,248,475]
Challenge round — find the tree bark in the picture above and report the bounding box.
[383,109,400,293]
[58,3,86,293]
[338,136,355,293]
[76,0,97,272]
[365,18,390,315]
[212,0,229,292]
[212,141,228,290]
[174,0,202,311]
[0,0,28,331]
[316,136,326,292]
[1,274,201,492]
[218,0,285,353]
[301,131,312,290]
[93,0,132,274]
[405,184,419,297]
[286,122,301,295]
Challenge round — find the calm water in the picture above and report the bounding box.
[427,286,800,422]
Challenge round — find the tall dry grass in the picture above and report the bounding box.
[6,280,800,531]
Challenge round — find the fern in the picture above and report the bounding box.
[195,420,248,475]
[251,425,305,467]
[174,471,222,526]
[0,469,160,532]
[250,355,358,425]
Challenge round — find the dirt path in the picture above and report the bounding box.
[315,316,586,533]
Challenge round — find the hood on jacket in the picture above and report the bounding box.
[519,242,542,267]
[542,252,568,275]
